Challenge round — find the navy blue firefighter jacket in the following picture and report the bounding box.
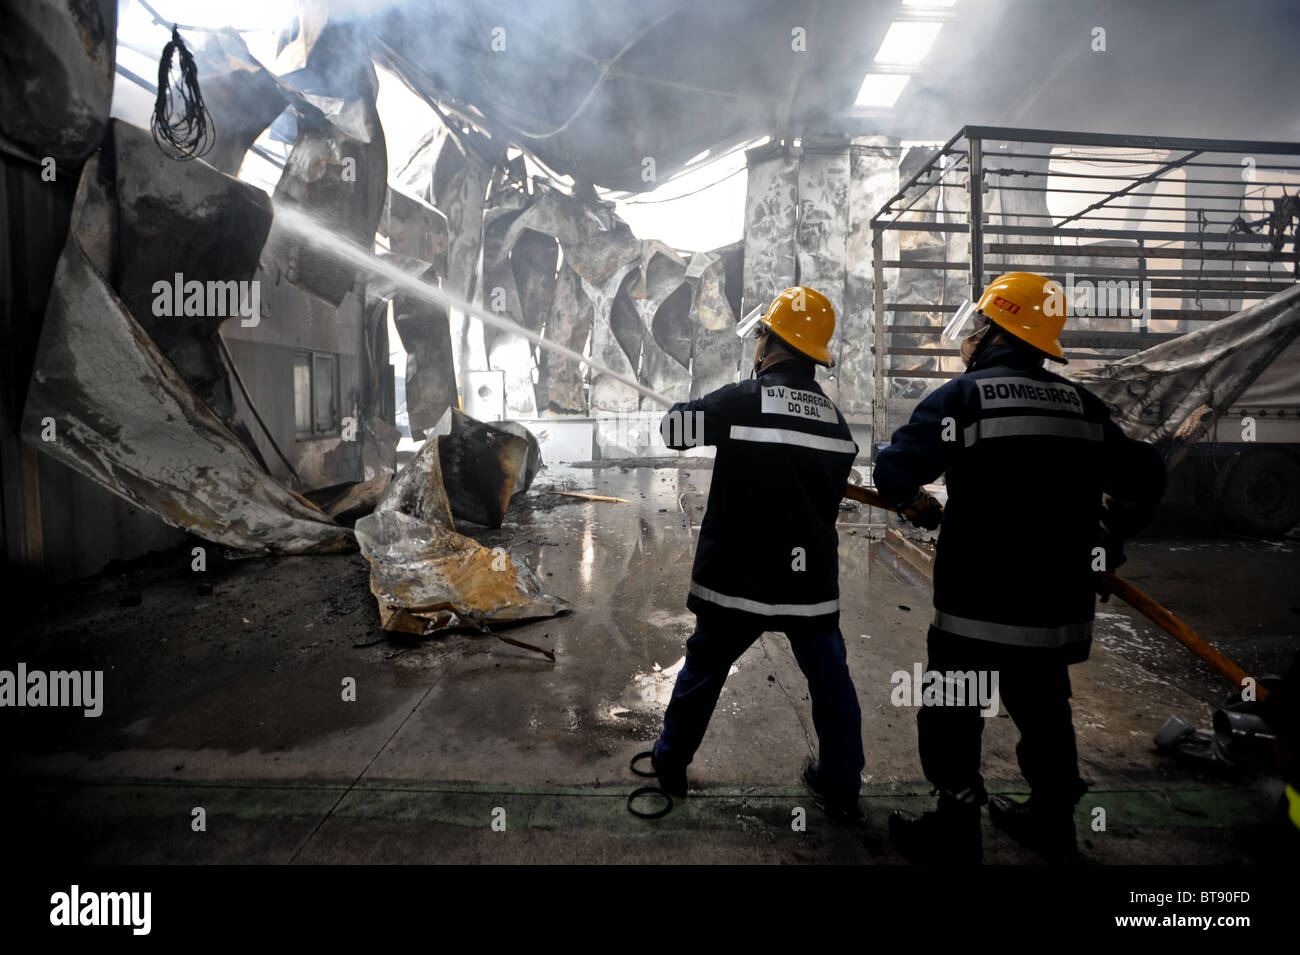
[873,342,1166,662]
[659,359,859,633]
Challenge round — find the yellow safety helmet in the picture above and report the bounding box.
[944,271,1067,363]
[747,287,837,366]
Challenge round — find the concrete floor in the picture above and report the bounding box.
[3,463,1296,864]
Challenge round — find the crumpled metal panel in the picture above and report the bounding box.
[1073,283,1300,444]
[189,29,295,176]
[841,138,898,418]
[0,0,115,165]
[481,185,539,417]
[634,243,693,366]
[491,420,542,500]
[360,416,401,483]
[389,258,459,437]
[742,151,798,315]
[495,186,642,290]
[269,36,388,307]
[384,187,448,274]
[354,433,566,634]
[481,184,743,411]
[589,263,645,412]
[111,120,272,467]
[623,244,692,402]
[686,244,743,400]
[20,158,351,555]
[537,263,594,413]
[795,148,850,404]
[429,408,529,529]
[431,131,494,299]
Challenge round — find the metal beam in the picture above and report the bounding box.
[968,137,984,299]
[961,125,1300,156]
[872,226,886,452]
[875,220,1281,244]
[1056,150,1202,229]
[871,126,966,224]
[984,243,1289,262]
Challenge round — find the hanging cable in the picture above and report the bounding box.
[150,25,215,161]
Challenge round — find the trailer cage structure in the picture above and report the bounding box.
[868,125,1300,445]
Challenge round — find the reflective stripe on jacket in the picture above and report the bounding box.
[661,360,858,631]
[873,343,1165,660]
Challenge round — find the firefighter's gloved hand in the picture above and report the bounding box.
[899,489,942,530]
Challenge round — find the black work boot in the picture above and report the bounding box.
[988,795,1078,863]
[650,741,687,798]
[889,789,984,864]
[802,759,865,826]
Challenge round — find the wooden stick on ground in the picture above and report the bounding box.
[550,490,630,503]
[1098,571,1267,700]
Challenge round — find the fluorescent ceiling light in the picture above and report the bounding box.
[855,73,910,108]
[902,0,958,7]
[872,20,943,64]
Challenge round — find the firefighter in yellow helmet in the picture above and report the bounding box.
[644,286,866,824]
[747,286,839,369]
[875,272,1166,863]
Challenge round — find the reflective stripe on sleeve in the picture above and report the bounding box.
[934,610,1092,648]
[962,416,1104,447]
[691,580,839,617]
[729,425,857,454]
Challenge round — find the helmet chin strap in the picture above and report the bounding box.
[751,332,773,378]
[964,325,999,369]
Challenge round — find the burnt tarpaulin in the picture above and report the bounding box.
[1073,283,1300,445]
[20,156,351,554]
[354,432,566,634]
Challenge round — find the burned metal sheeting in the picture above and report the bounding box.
[266,24,389,307]
[354,432,566,635]
[0,0,116,165]
[481,183,742,413]
[20,157,352,555]
[1074,283,1300,446]
[111,120,273,468]
[430,409,532,529]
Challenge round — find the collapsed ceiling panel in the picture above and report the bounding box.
[111,119,273,466]
[0,0,117,164]
[20,156,352,554]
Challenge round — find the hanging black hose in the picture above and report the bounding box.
[150,25,215,161]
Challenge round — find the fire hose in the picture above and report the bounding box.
[842,483,1269,701]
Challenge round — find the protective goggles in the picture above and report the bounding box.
[941,300,989,342]
[735,303,769,339]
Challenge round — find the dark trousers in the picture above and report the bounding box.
[919,626,1087,805]
[655,616,865,802]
